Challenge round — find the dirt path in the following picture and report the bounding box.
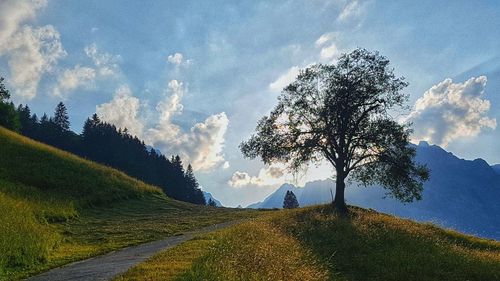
[27,221,241,281]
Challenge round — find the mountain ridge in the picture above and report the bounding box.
[248,142,500,240]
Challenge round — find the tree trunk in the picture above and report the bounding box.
[333,173,347,213]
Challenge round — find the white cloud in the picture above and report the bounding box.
[407,76,496,147]
[0,0,66,100]
[167,52,192,68]
[97,80,229,171]
[0,0,46,44]
[158,79,185,122]
[320,43,339,60]
[167,53,183,66]
[84,43,120,77]
[53,65,96,97]
[53,43,121,97]
[315,32,340,61]
[96,85,144,137]
[269,66,300,92]
[228,164,286,188]
[147,96,229,171]
[315,32,335,47]
[337,0,363,22]
[179,112,229,171]
[148,80,230,171]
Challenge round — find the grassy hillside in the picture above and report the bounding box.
[0,127,257,280]
[116,206,500,281]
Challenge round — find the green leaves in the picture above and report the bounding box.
[241,48,429,204]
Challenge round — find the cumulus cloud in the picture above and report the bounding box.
[314,32,340,61]
[174,112,229,171]
[269,66,300,92]
[167,52,192,68]
[53,43,121,97]
[84,43,120,77]
[146,81,229,171]
[0,0,46,44]
[167,53,183,66]
[407,76,496,147]
[97,80,229,171]
[0,0,66,100]
[53,65,96,97]
[320,43,339,60]
[96,85,144,137]
[228,164,286,188]
[148,80,229,171]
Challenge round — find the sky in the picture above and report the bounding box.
[1,0,499,207]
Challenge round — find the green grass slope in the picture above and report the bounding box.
[0,127,257,280]
[117,206,500,281]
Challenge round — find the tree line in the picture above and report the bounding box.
[0,77,206,205]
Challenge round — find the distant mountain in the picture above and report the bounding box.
[248,142,500,240]
[491,164,500,175]
[203,191,223,207]
[248,181,334,209]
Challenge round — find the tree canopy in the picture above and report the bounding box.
[241,48,429,212]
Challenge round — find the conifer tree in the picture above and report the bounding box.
[17,104,36,137]
[0,77,20,131]
[0,77,10,102]
[53,102,70,131]
[283,190,299,209]
[185,164,198,189]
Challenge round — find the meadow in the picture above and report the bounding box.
[116,205,500,281]
[2,125,500,281]
[0,127,258,280]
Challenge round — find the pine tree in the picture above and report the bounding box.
[40,113,49,123]
[17,104,36,136]
[0,77,10,102]
[283,190,299,209]
[0,78,20,131]
[53,102,70,131]
[185,164,198,188]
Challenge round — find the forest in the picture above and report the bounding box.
[0,77,205,205]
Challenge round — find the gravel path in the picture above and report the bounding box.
[27,221,240,281]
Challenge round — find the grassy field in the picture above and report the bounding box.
[116,206,500,281]
[0,127,258,280]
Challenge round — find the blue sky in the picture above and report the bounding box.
[1,0,499,206]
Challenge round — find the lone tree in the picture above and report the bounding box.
[241,48,429,213]
[283,190,299,209]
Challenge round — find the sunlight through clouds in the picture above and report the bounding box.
[407,76,496,147]
[96,80,229,172]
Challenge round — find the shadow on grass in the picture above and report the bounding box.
[275,205,500,281]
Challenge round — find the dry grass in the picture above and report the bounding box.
[116,216,328,281]
[0,127,259,280]
[117,206,500,281]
